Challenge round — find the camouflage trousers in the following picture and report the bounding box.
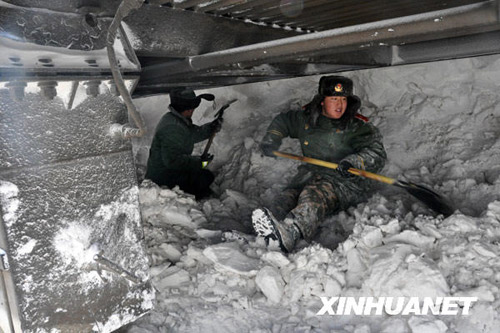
[269,175,338,241]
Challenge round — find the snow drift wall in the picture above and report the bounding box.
[134,54,500,217]
[128,54,500,333]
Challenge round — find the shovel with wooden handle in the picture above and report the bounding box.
[273,151,455,217]
[201,99,238,159]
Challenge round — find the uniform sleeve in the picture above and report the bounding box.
[260,110,303,150]
[158,125,202,171]
[192,122,213,143]
[342,122,387,172]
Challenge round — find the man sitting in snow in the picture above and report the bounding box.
[145,88,222,200]
[253,76,387,252]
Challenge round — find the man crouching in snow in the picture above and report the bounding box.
[145,88,222,200]
[252,76,387,252]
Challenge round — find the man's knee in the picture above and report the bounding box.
[198,169,215,187]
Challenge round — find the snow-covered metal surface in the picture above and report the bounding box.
[0,3,140,84]
[0,91,154,332]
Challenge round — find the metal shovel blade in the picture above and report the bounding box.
[394,180,455,217]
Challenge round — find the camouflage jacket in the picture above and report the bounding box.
[145,107,212,180]
[261,108,387,208]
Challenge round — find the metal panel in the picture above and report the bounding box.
[140,1,500,80]
[1,0,120,15]
[123,5,302,58]
[0,213,22,333]
[0,91,154,332]
[0,5,140,82]
[181,0,487,33]
[394,30,500,65]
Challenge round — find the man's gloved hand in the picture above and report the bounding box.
[337,160,355,178]
[201,153,214,168]
[210,117,223,133]
[260,143,276,158]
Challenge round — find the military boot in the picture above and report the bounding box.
[252,208,301,253]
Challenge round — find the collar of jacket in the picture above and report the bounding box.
[169,106,193,126]
[317,113,349,129]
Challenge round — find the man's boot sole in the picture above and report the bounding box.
[252,208,289,252]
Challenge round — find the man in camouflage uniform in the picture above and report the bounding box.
[252,76,387,252]
[145,88,222,199]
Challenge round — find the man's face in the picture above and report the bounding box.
[322,96,348,119]
[182,109,195,119]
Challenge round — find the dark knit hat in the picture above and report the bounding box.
[318,76,354,97]
[170,88,215,112]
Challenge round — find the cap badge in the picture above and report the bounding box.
[334,83,343,92]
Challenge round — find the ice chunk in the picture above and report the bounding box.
[384,230,435,249]
[255,266,285,303]
[0,181,20,227]
[415,222,443,239]
[323,278,342,297]
[158,207,196,229]
[359,226,383,249]
[346,248,368,288]
[379,219,401,235]
[155,266,190,289]
[195,228,222,239]
[454,285,495,302]
[203,242,260,276]
[471,242,497,258]
[158,243,182,262]
[262,251,291,268]
[486,201,500,221]
[363,244,449,298]
[408,317,447,333]
[380,318,409,333]
[138,182,160,206]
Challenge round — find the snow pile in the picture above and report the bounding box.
[127,184,500,332]
[125,54,500,332]
[53,222,98,267]
[0,180,20,227]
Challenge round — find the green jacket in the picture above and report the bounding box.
[145,107,212,181]
[262,107,387,209]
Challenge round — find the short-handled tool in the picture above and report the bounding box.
[201,99,238,159]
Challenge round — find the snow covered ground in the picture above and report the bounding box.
[123,54,500,333]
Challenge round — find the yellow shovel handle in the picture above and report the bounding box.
[273,151,396,186]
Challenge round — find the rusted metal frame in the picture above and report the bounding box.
[124,4,301,57]
[94,254,141,284]
[215,0,276,16]
[271,0,484,26]
[133,55,383,96]
[270,0,396,25]
[141,1,500,80]
[394,29,500,65]
[273,0,475,27]
[241,0,331,20]
[299,0,485,30]
[247,0,400,22]
[0,214,22,333]
[197,0,247,13]
[174,0,213,10]
[231,0,291,18]
[302,1,434,30]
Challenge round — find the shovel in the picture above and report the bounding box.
[273,151,455,217]
[201,99,238,159]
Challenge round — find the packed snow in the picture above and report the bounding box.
[122,54,500,332]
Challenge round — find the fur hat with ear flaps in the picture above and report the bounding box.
[304,75,361,127]
[170,88,215,112]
